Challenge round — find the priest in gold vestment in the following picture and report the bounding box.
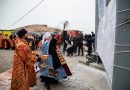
[11,29,38,90]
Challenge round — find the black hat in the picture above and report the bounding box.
[17,29,27,38]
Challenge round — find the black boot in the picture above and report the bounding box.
[44,82,50,90]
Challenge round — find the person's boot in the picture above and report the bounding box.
[44,82,50,90]
[81,54,84,56]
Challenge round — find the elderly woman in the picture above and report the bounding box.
[38,32,71,90]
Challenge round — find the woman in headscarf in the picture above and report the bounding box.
[38,32,71,90]
[38,32,57,90]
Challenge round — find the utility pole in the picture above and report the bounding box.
[63,21,69,30]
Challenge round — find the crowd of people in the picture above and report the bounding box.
[0,32,42,51]
[0,33,16,50]
[0,30,95,58]
[62,31,95,57]
[10,29,72,90]
[0,29,95,90]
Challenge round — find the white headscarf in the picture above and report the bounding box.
[42,32,51,44]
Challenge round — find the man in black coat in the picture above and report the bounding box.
[77,33,84,56]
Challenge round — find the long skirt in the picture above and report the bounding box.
[38,55,67,83]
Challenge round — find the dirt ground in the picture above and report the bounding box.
[0,50,110,90]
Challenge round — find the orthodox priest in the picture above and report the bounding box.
[0,33,3,49]
[11,29,38,90]
[2,34,10,49]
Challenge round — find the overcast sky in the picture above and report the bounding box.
[0,0,95,33]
